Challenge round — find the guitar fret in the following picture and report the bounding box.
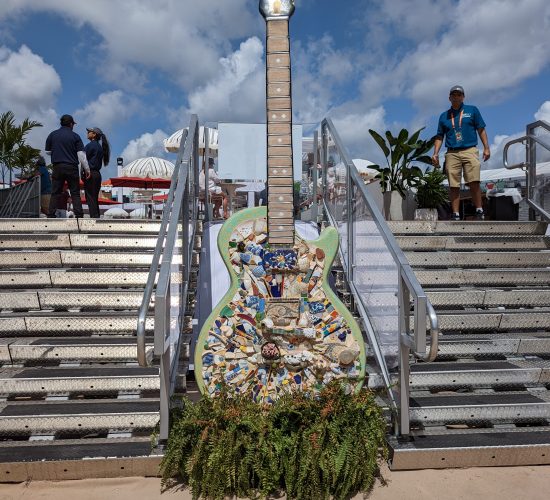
[268,178,293,186]
[267,83,290,98]
[267,20,288,36]
[268,195,293,204]
[268,145,292,156]
[267,37,289,53]
[267,98,291,111]
[267,53,290,67]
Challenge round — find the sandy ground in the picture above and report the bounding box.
[1,464,549,500]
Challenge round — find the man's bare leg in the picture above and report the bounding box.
[450,187,461,213]
[469,181,482,210]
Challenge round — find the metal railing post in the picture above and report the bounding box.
[204,127,210,222]
[312,130,319,222]
[346,159,354,283]
[398,270,411,435]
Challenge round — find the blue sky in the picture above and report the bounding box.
[0,0,549,179]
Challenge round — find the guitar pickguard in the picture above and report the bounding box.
[195,207,366,403]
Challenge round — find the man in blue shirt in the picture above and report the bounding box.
[432,85,490,220]
[45,114,90,218]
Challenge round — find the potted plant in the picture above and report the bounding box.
[414,167,448,221]
[368,127,434,220]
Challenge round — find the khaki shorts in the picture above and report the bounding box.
[40,194,51,214]
[445,147,480,188]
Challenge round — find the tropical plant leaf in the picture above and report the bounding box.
[368,129,390,158]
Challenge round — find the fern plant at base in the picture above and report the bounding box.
[160,383,387,500]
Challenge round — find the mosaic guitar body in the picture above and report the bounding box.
[194,0,366,402]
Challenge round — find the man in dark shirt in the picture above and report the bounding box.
[45,114,90,218]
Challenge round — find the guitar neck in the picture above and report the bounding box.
[265,19,294,247]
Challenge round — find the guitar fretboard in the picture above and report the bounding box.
[266,19,294,246]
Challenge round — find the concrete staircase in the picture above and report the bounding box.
[387,221,550,469]
[0,218,190,480]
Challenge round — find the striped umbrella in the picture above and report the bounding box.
[120,157,174,179]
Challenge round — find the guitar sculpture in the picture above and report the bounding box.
[195,0,366,402]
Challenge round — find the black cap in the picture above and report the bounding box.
[86,127,103,136]
[60,114,76,126]
[208,157,215,165]
[449,85,465,95]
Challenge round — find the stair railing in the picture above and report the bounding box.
[321,118,438,436]
[136,115,199,441]
[503,119,550,221]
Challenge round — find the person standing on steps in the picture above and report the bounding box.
[84,126,111,218]
[45,114,90,218]
[431,85,491,220]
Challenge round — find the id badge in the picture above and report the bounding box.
[455,130,463,142]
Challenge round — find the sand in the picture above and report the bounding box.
[1,464,549,500]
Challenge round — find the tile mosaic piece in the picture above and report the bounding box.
[197,213,366,403]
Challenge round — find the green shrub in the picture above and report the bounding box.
[160,383,387,500]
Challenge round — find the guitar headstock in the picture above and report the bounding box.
[259,0,295,20]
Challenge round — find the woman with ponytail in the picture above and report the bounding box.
[84,126,110,218]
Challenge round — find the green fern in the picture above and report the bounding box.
[160,382,387,499]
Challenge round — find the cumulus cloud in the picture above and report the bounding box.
[535,101,550,123]
[74,90,139,133]
[120,129,169,164]
[182,37,265,124]
[0,0,258,91]
[0,44,61,150]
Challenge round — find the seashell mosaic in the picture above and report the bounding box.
[199,216,365,403]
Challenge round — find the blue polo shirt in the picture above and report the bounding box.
[45,126,84,166]
[436,104,486,149]
[38,165,52,194]
[85,141,103,171]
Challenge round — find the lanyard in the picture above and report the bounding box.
[450,110,463,130]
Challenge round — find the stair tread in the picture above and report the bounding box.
[410,393,546,407]
[411,361,519,372]
[0,399,159,416]
[390,429,550,449]
[0,437,157,462]
[3,366,158,379]
[10,337,153,346]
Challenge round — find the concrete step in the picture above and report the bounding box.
[0,399,159,436]
[435,309,550,332]
[0,366,160,396]
[388,220,548,236]
[388,428,550,469]
[436,333,550,358]
[395,234,549,251]
[426,288,550,309]
[70,233,181,250]
[0,251,183,269]
[410,360,550,390]
[3,337,155,363]
[0,437,161,480]
[0,313,155,336]
[410,391,550,426]
[406,251,550,269]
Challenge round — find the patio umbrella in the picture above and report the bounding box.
[164,126,218,154]
[121,157,174,179]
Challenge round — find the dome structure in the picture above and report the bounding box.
[164,126,218,154]
[121,157,174,179]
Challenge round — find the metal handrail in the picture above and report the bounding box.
[503,120,550,221]
[321,117,438,435]
[136,124,190,366]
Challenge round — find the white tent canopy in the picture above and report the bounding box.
[121,157,174,179]
[164,126,218,154]
[443,161,550,185]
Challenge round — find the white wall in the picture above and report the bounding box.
[217,123,302,181]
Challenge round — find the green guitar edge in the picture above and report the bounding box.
[194,206,367,397]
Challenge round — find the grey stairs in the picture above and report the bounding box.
[386,221,550,469]
[0,219,191,481]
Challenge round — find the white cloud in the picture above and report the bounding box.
[183,37,265,123]
[74,90,139,133]
[0,0,258,91]
[120,129,168,164]
[0,44,61,151]
[535,101,550,123]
